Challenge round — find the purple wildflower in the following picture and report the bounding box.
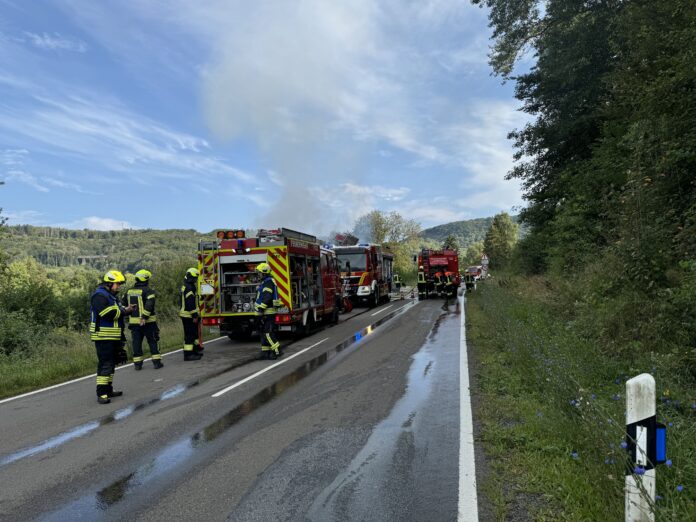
[620,441,628,449]
[666,459,672,468]
[676,485,684,492]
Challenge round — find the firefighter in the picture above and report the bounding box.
[417,266,427,300]
[124,269,162,370]
[180,267,203,361]
[90,270,135,404]
[254,262,282,360]
[444,271,454,298]
[434,270,444,297]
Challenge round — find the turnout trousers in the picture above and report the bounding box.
[417,282,428,300]
[259,315,280,355]
[130,323,161,364]
[95,340,119,397]
[181,317,201,353]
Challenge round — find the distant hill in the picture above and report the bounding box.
[0,225,213,272]
[421,218,494,248]
[421,215,524,249]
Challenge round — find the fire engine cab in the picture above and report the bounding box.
[197,228,342,339]
[334,244,394,307]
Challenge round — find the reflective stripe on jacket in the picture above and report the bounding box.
[125,283,157,324]
[179,281,198,318]
[90,286,123,341]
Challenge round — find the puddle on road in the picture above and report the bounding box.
[307,306,460,521]
[0,356,261,469]
[42,301,416,520]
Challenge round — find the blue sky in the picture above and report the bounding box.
[0,0,528,234]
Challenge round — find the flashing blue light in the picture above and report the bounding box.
[323,244,335,249]
[354,332,362,342]
[358,243,370,247]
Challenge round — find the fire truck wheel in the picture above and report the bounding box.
[369,288,379,308]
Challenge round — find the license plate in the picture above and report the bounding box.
[278,326,292,331]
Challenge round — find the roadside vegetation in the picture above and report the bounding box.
[468,276,695,520]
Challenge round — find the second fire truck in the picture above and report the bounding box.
[334,244,394,308]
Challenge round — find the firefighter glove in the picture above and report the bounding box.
[116,347,128,365]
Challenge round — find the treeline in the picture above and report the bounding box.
[472,0,696,354]
[0,256,194,358]
[0,226,211,272]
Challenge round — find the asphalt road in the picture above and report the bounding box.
[0,296,469,521]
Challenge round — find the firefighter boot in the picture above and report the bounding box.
[98,395,111,405]
[184,351,202,361]
[194,343,204,354]
[153,359,164,369]
[109,390,123,397]
[134,362,143,371]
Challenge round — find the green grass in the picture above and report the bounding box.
[467,276,696,521]
[0,321,219,399]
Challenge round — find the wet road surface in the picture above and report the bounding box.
[0,297,468,521]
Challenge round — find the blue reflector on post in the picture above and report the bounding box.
[656,424,666,463]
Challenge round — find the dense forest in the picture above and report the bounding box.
[0,226,211,271]
[472,0,696,352]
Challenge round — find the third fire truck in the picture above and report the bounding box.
[334,244,394,307]
[417,248,461,296]
[197,228,342,339]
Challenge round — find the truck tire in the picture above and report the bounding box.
[369,288,379,308]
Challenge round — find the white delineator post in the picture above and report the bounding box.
[625,374,656,522]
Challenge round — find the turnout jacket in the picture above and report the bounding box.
[122,281,157,325]
[254,276,281,315]
[179,279,199,319]
[90,284,125,341]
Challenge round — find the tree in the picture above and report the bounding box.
[442,234,460,252]
[484,213,519,269]
[352,210,420,244]
[463,241,485,267]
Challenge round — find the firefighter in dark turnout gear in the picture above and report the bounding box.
[90,270,134,404]
[180,267,202,361]
[417,266,427,300]
[123,269,162,370]
[254,262,282,359]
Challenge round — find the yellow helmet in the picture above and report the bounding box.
[103,270,126,284]
[255,262,271,275]
[186,267,200,278]
[135,269,152,282]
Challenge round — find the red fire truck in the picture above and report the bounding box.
[334,244,394,307]
[197,228,342,339]
[417,248,461,296]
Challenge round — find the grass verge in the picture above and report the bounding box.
[0,321,219,399]
[467,276,695,521]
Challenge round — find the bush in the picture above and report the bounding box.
[0,310,49,357]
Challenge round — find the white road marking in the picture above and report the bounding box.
[0,335,229,405]
[212,338,329,398]
[458,295,479,521]
[370,304,394,316]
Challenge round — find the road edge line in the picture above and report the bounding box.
[458,295,479,521]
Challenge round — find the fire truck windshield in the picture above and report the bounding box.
[337,253,367,272]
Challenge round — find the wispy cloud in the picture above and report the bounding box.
[64,216,134,231]
[22,32,87,53]
[0,83,254,188]
[1,148,97,194]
